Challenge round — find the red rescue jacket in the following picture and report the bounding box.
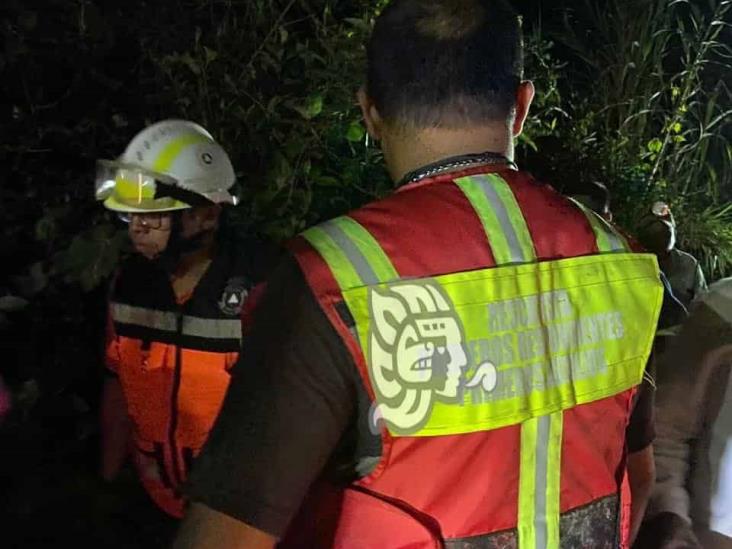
[285,166,659,548]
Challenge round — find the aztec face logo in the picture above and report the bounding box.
[368,280,497,435]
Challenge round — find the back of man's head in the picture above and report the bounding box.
[367,0,523,130]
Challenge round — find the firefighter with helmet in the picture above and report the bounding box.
[97,120,276,519]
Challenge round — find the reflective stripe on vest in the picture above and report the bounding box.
[301,174,663,549]
[568,197,630,253]
[455,173,537,263]
[111,302,242,341]
[456,175,636,549]
[305,216,399,288]
[458,174,558,549]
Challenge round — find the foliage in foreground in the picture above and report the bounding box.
[532,0,732,277]
[3,0,730,295]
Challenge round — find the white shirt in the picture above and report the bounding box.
[710,367,732,537]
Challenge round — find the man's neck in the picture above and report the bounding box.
[386,125,513,183]
[174,241,216,276]
[170,241,216,300]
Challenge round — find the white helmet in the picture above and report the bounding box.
[95,119,237,213]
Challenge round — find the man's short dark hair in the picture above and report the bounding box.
[366,0,524,129]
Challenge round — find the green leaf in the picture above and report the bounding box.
[647,138,663,153]
[345,121,365,142]
[181,53,201,75]
[344,18,370,32]
[294,94,323,120]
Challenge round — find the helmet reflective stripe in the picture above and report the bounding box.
[152,133,211,174]
[103,194,190,213]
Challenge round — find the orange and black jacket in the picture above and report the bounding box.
[105,240,274,517]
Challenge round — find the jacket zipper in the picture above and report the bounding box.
[168,310,184,489]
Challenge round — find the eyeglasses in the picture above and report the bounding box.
[117,212,168,230]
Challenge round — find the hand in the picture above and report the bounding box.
[634,512,702,549]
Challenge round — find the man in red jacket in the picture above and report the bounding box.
[176,2,661,547]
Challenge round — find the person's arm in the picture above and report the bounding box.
[649,338,709,524]
[100,375,131,480]
[628,444,655,545]
[176,255,356,546]
[637,305,729,548]
[625,376,657,545]
[175,504,275,549]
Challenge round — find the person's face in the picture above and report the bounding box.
[126,212,173,259]
[178,205,221,240]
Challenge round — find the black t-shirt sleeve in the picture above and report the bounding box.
[185,254,357,538]
[626,376,655,453]
[624,276,684,454]
[624,276,688,454]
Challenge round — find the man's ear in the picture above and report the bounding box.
[358,87,384,141]
[512,80,535,138]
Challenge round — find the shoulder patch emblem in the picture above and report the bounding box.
[219,277,250,316]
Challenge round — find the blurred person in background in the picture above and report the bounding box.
[637,201,707,310]
[637,278,732,549]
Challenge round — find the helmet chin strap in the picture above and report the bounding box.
[153,212,214,273]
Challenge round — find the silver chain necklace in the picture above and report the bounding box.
[400,152,516,186]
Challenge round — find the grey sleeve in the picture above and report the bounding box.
[648,351,699,522]
[648,304,728,522]
[694,262,708,297]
